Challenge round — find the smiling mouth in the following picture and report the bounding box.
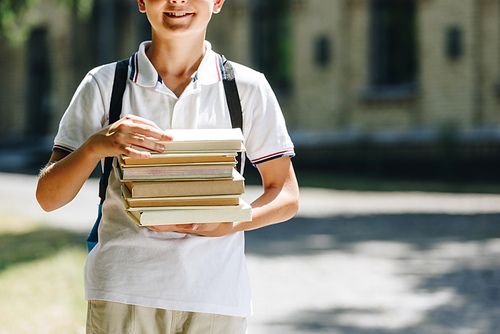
[165,12,191,18]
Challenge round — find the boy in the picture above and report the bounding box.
[36,0,299,332]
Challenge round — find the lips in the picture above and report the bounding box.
[164,12,192,18]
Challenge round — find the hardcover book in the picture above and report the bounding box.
[124,199,252,226]
[118,161,236,180]
[122,169,246,198]
[120,152,237,166]
[121,185,241,207]
[139,128,245,152]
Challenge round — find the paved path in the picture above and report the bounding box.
[2,173,499,231]
[2,173,500,333]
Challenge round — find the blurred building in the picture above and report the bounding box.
[1,0,499,176]
[0,0,149,139]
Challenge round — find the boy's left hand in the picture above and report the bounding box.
[145,222,237,237]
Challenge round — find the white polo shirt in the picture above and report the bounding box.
[53,41,295,317]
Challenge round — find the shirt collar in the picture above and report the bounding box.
[130,41,224,88]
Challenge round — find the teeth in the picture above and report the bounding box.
[168,12,187,17]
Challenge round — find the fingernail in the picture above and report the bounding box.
[156,144,165,152]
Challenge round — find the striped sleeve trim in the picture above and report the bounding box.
[53,145,74,154]
[250,149,295,165]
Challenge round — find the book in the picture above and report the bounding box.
[155,128,245,152]
[117,128,251,226]
[121,185,241,207]
[125,199,253,226]
[123,169,246,198]
[118,161,236,180]
[120,152,237,166]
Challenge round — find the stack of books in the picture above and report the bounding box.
[119,128,252,226]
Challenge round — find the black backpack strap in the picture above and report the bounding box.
[88,59,129,252]
[97,57,242,202]
[99,59,129,204]
[221,56,245,174]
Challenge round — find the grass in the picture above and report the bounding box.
[0,212,87,334]
[0,248,87,334]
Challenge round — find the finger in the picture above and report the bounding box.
[126,134,166,153]
[124,146,152,159]
[123,116,173,141]
[172,224,197,230]
[145,225,176,233]
[123,123,173,143]
[111,116,170,142]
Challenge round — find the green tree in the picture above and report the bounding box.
[0,0,93,46]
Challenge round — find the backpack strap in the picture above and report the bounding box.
[88,56,243,252]
[98,59,129,205]
[221,55,245,174]
[100,56,243,200]
[88,59,129,252]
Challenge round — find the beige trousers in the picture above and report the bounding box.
[86,300,248,334]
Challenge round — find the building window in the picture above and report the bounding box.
[363,0,418,101]
[251,0,292,95]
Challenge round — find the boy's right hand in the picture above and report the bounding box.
[88,115,173,160]
[37,115,172,212]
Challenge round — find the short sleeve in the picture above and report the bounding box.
[53,65,113,152]
[236,68,295,166]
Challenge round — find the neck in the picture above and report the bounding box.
[146,33,206,88]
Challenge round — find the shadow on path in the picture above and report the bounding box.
[245,213,500,333]
[245,213,500,256]
[2,213,500,333]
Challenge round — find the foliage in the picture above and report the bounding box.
[0,0,94,46]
